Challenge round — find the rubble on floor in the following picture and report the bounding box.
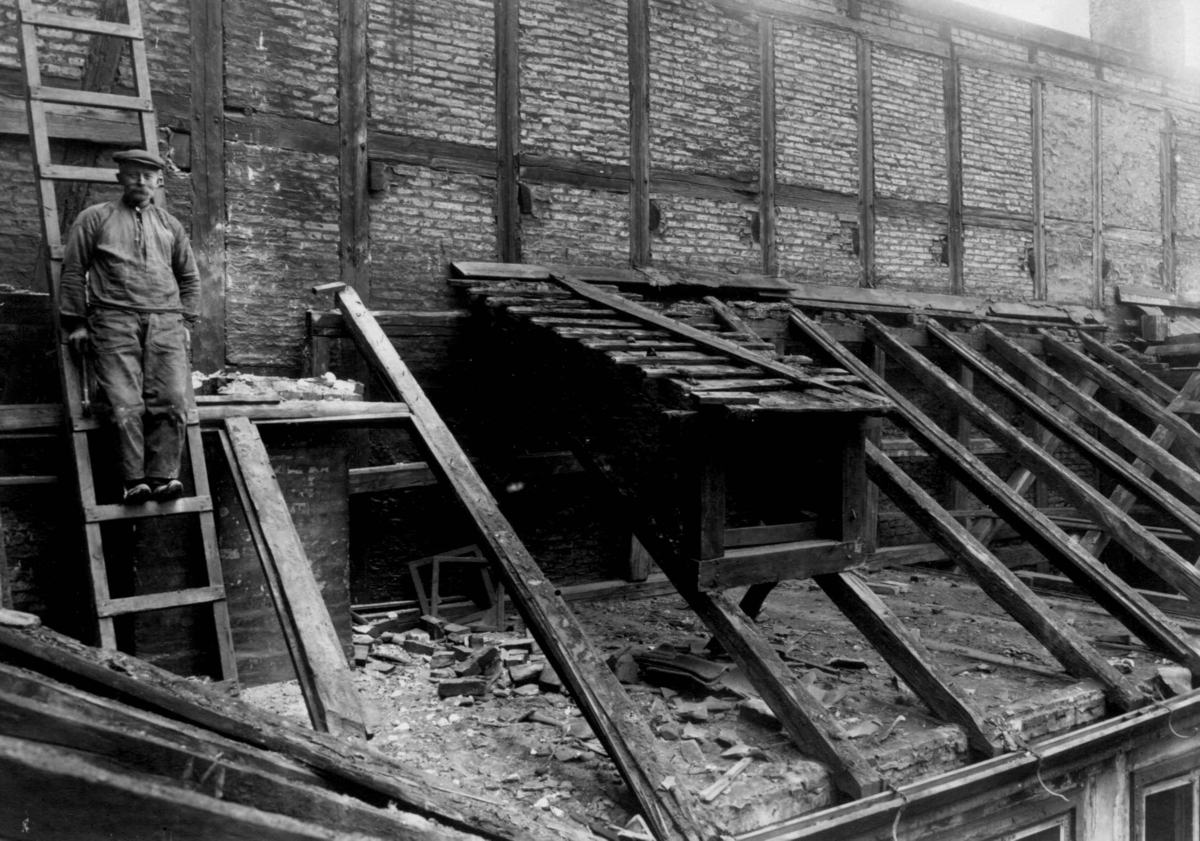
[192,370,363,401]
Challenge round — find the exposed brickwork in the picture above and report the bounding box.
[961,66,1032,216]
[649,0,759,181]
[520,0,628,166]
[1045,231,1093,304]
[368,0,496,146]
[225,0,338,123]
[650,192,760,273]
[143,0,192,101]
[776,205,861,286]
[1,140,42,290]
[774,22,859,195]
[225,143,340,371]
[857,1,942,38]
[1178,248,1200,301]
[1042,85,1094,223]
[1101,100,1162,231]
[1104,240,1165,292]
[370,163,497,313]
[964,225,1034,298]
[1102,65,1165,95]
[521,186,629,267]
[874,215,952,292]
[872,45,947,204]
[1176,135,1200,240]
[950,27,1030,61]
[1036,50,1096,78]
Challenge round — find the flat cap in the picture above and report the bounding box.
[112,149,165,169]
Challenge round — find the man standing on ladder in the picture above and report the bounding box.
[58,149,198,505]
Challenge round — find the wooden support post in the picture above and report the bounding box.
[495,0,521,263]
[789,308,1200,675]
[1031,77,1047,300]
[338,0,369,299]
[1075,331,1176,405]
[841,418,868,545]
[628,0,651,267]
[857,37,875,287]
[627,535,654,582]
[862,342,885,553]
[0,508,10,609]
[952,360,974,513]
[223,417,369,740]
[0,625,521,838]
[815,570,1006,753]
[191,0,226,373]
[1041,331,1200,453]
[1091,91,1104,309]
[687,413,725,563]
[760,16,777,276]
[1163,111,1177,294]
[333,286,706,841]
[891,319,1200,605]
[943,48,964,295]
[864,442,1144,712]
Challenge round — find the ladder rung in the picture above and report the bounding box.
[86,495,213,523]
[40,164,118,184]
[96,585,225,618]
[20,10,142,40]
[29,86,153,113]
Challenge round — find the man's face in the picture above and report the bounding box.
[117,163,162,206]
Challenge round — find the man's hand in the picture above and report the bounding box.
[67,325,89,356]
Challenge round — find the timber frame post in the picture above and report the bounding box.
[628,0,651,267]
[495,0,521,263]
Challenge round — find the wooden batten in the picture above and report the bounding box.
[760,16,777,277]
[628,0,651,266]
[857,36,876,287]
[1075,331,1176,404]
[494,0,520,263]
[943,47,964,295]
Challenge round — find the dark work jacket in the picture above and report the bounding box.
[59,199,200,330]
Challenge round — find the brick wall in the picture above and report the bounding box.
[521,185,630,267]
[964,226,1034,299]
[875,215,952,292]
[1101,100,1163,233]
[961,66,1032,217]
[649,0,759,181]
[368,0,495,146]
[776,205,861,286]
[872,45,947,205]
[225,143,340,371]
[520,0,628,166]
[0,140,41,290]
[650,192,761,272]
[370,164,498,312]
[1042,84,1095,304]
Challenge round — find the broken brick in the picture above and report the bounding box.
[438,677,487,698]
[403,639,438,657]
[454,645,499,677]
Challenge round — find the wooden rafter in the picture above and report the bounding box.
[1075,331,1176,404]
[788,309,1200,675]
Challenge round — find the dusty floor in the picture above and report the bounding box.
[241,568,1175,839]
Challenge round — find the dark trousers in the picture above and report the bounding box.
[88,308,190,483]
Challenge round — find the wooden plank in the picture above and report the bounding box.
[0,404,61,431]
[0,666,467,841]
[864,441,1144,712]
[0,625,522,838]
[96,585,226,618]
[0,508,9,609]
[628,0,650,266]
[760,16,777,276]
[29,85,152,112]
[338,0,369,300]
[556,277,853,395]
[904,320,1200,605]
[857,37,876,287]
[38,163,119,183]
[815,570,1003,755]
[197,401,410,424]
[627,535,654,582]
[982,326,1200,514]
[788,309,1200,674]
[191,0,226,372]
[921,641,1063,678]
[1032,79,1047,300]
[863,342,885,552]
[1091,92,1104,309]
[332,286,705,841]
[943,51,964,294]
[495,0,520,262]
[1075,331,1176,404]
[0,735,399,841]
[20,9,141,38]
[1041,331,1200,452]
[725,522,819,548]
[224,417,368,740]
[696,539,866,590]
[952,361,974,511]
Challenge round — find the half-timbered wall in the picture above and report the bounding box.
[1,0,1198,373]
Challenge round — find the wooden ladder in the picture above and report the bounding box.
[17,0,237,682]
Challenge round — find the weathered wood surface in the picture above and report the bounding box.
[333,286,709,841]
[224,417,369,739]
[816,570,1002,756]
[789,309,1200,675]
[1075,331,1176,404]
[494,0,519,262]
[890,320,1200,605]
[628,0,650,266]
[198,401,410,424]
[934,322,1200,543]
[864,441,1145,711]
[0,625,525,839]
[696,539,867,589]
[0,662,484,841]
